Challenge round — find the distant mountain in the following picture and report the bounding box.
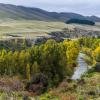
[0,3,100,22]
[86,16,100,22]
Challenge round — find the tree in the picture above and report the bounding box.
[26,63,31,81]
[38,39,67,86]
[64,40,80,67]
[32,61,40,75]
[92,46,100,62]
[66,19,95,25]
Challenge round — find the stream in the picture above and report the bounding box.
[72,53,89,80]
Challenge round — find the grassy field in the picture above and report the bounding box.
[0,20,75,39]
[0,20,100,40]
[73,23,100,31]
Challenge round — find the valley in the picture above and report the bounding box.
[0,3,99,100]
[0,19,99,100]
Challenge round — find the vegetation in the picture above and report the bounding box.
[40,70,100,100]
[0,20,74,38]
[0,3,99,100]
[0,37,99,100]
[0,39,79,86]
[39,37,100,100]
[66,19,95,25]
[0,20,100,40]
[79,37,100,68]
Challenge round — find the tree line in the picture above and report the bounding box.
[0,39,80,86]
[66,19,95,25]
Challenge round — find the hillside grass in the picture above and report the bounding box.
[0,20,75,40]
[0,20,100,40]
[73,22,100,31]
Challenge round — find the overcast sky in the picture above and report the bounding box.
[0,0,100,16]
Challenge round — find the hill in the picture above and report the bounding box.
[0,3,100,22]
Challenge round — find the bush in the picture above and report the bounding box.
[84,55,93,65]
[39,93,59,100]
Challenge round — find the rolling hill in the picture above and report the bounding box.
[0,3,100,22]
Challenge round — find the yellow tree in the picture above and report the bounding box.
[92,46,100,63]
[65,41,80,67]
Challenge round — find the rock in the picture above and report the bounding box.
[32,36,64,45]
[23,95,28,100]
[49,31,67,38]
[95,62,100,72]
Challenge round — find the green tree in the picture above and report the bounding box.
[26,63,31,81]
[32,61,40,75]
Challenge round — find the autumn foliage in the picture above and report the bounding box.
[0,39,79,86]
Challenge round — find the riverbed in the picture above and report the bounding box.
[72,53,89,80]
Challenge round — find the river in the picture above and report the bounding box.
[72,53,89,80]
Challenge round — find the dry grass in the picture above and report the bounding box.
[0,20,100,40]
[0,20,75,40]
[0,76,24,92]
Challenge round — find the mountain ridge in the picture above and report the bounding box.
[0,3,100,22]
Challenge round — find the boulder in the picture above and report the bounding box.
[95,62,100,72]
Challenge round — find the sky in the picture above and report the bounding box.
[0,0,100,16]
